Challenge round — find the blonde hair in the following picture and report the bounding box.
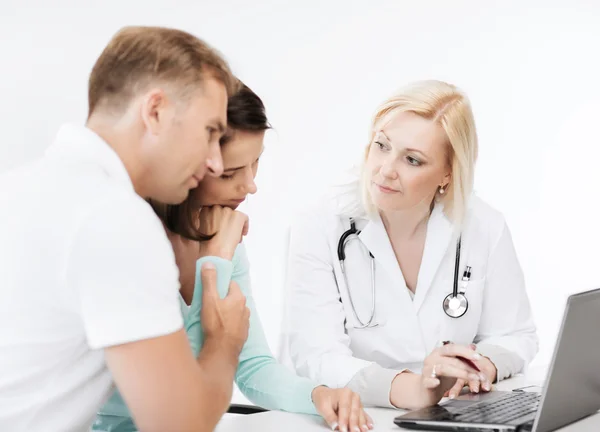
[358,80,478,226]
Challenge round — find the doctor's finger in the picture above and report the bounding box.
[447,379,466,399]
[422,376,441,389]
[439,357,482,376]
[470,376,491,393]
[440,344,482,362]
[434,363,481,382]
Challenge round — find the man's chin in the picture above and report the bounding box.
[149,193,186,205]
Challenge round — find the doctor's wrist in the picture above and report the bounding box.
[481,356,498,384]
[389,371,420,409]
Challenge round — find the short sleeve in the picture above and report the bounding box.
[66,195,183,349]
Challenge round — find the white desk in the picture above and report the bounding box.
[217,370,600,432]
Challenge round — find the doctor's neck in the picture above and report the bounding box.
[379,199,434,240]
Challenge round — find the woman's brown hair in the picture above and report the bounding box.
[149,83,271,241]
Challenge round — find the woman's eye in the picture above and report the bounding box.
[220,173,235,180]
[407,156,422,166]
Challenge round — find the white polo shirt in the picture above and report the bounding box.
[0,124,183,431]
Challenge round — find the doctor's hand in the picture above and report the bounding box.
[444,344,497,399]
[311,386,374,432]
[390,344,484,410]
[197,206,249,260]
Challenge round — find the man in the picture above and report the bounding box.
[0,26,248,432]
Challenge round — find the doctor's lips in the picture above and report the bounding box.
[374,183,400,193]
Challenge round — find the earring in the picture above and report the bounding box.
[439,185,445,194]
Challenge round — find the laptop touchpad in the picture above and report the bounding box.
[443,390,514,408]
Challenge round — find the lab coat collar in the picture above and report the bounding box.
[413,204,455,313]
[46,123,135,193]
[357,203,456,312]
[357,212,407,301]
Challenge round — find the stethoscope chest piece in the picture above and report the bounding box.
[443,292,468,318]
[338,217,472,324]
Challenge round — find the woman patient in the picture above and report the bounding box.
[93,83,372,432]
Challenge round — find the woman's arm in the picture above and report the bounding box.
[475,222,539,381]
[230,244,319,414]
[186,244,318,414]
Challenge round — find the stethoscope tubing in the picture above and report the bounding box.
[337,218,469,325]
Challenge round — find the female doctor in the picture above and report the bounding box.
[286,80,538,410]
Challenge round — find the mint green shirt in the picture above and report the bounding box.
[92,244,318,431]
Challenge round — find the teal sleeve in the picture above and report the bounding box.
[93,244,319,429]
[191,244,319,415]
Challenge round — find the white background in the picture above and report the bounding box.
[2,0,600,380]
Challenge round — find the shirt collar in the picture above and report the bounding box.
[46,123,134,193]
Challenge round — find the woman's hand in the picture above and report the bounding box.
[390,344,485,410]
[311,387,374,432]
[444,344,497,399]
[197,206,249,260]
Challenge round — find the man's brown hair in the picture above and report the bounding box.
[87,26,236,117]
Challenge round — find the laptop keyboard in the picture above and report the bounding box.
[450,392,541,424]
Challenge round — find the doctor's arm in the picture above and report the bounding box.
[474,222,539,382]
[286,211,404,408]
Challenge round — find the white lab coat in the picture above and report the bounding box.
[286,191,538,397]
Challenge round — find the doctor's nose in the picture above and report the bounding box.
[380,159,398,180]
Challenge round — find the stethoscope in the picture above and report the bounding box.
[337,218,472,329]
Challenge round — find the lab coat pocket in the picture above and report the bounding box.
[437,278,486,346]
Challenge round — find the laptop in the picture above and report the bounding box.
[394,288,600,431]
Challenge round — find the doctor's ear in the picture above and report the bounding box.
[438,174,451,195]
[140,88,170,135]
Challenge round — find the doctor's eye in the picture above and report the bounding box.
[375,141,389,151]
[406,156,422,166]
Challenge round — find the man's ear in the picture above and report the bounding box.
[140,88,168,135]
